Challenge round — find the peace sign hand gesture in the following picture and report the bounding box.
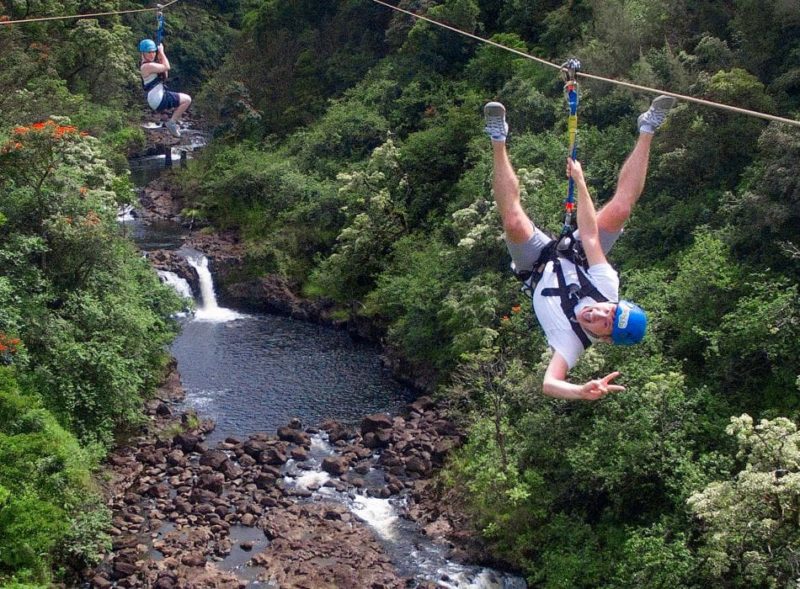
[579,371,625,400]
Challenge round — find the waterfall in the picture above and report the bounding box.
[117,204,136,222]
[185,254,244,322]
[157,270,193,299]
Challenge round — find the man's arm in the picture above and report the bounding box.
[543,352,625,400]
[568,158,606,267]
[157,44,170,80]
[140,43,172,79]
[141,62,168,76]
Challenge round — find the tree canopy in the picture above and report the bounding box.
[1,0,800,585]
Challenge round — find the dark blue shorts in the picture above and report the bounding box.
[156,90,181,112]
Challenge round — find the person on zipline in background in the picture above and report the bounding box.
[139,39,191,138]
[483,95,676,401]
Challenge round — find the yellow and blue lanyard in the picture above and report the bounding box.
[561,58,580,238]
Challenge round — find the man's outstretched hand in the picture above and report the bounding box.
[580,371,625,400]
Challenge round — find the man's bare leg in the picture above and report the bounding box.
[485,102,534,244]
[492,141,534,244]
[596,133,653,234]
[597,95,677,233]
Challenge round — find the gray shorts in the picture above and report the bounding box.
[506,224,622,273]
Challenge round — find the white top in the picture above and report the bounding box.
[532,260,619,368]
[141,71,164,111]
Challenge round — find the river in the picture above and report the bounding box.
[126,151,527,588]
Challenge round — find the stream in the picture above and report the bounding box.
[125,150,527,588]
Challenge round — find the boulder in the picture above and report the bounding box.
[361,413,393,434]
[259,447,288,466]
[277,426,310,446]
[199,449,229,470]
[321,456,349,476]
[173,432,201,454]
[408,396,435,414]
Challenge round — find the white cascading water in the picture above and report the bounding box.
[282,434,528,588]
[186,254,244,322]
[350,495,399,541]
[157,270,194,299]
[117,204,136,222]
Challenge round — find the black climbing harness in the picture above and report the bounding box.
[514,236,607,349]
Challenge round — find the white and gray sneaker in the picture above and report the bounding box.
[483,102,508,142]
[637,95,677,134]
[165,120,181,138]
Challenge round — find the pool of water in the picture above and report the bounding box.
[171,312,413,443]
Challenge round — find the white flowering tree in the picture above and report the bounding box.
[688,414,800,587]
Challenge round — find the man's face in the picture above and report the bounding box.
[576,302,617,340]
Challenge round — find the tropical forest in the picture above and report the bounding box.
[1,0,800,587]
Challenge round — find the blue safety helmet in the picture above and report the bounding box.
[139,39,157,53]
[611,300,647,346]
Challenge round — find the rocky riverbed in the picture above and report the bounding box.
[94,151,523,588]
[87,358,490,588]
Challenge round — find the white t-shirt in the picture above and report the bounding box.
[532,259,619,368]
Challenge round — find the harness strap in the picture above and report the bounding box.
[513,239,558,299]
[142,75,163,92]
[540,258,593,349]
[574,263,608,304]
[514,230,582,296]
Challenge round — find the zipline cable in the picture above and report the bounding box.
[0,0,180,26]
[371,0,800,129]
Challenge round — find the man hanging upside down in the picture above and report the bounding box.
[138,39,192,138]
[483,95,676,400]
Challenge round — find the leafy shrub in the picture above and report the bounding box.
[291,100,390,178]
[689,415,800,588]
[0,368,109,585]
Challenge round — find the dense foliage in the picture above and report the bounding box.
[2,0,800,586]
[0,2,209,582]
[0,117,185,585]
[174,0,800,586]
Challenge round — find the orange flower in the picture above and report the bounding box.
[511,304,521,314]
[55,125,77,136]
[79,187,88,195]
[13,126,29,135]
[32,121,47,129]
[501,315,510,323]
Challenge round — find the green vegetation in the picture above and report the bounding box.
[0,1,213,580]
[2,0,800,586]
[173,0,800,585]
[0,118,185,585]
